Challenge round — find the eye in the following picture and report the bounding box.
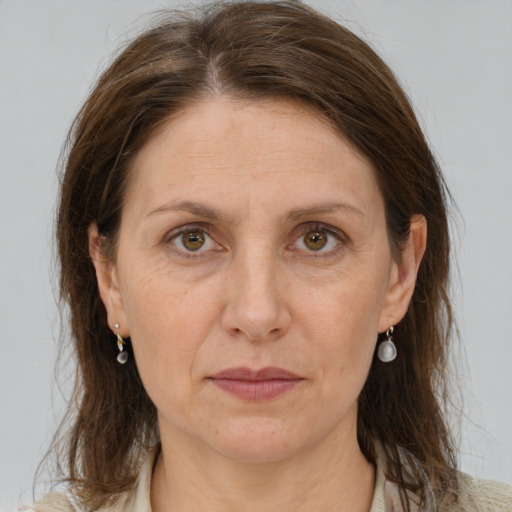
[294,226,342,254]
[170,228,217,253]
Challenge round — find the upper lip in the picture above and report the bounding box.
[210,367,302,381]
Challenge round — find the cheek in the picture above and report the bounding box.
[118,263,220,395]
[297,269,387,380]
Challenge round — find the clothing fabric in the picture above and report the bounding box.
[22,446,512,512]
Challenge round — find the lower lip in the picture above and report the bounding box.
[210,378,302,401]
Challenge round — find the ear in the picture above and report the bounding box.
[378,214,427,333]
[88,223,130,336]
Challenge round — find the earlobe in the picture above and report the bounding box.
[378,214,427,332]
[88,224,129,335]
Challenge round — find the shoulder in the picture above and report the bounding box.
[440,472,512,512]
[373,442,512,512]
[19,491,128,512]
[18,492,75,512]
[20,446,157,512]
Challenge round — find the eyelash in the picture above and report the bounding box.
[163,222,346,258]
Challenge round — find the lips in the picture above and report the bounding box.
[209,367,303,401]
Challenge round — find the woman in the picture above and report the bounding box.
[25,1,512,511]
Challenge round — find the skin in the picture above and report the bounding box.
[89,97,426,511]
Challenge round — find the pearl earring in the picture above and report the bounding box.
[114,323,128,364]
[377,326,397,363]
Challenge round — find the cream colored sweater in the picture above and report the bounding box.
[22,447,512,512]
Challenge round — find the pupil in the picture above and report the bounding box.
[183,231,205,250]
[305,231,327,250]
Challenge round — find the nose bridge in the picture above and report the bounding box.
[222,239,290,341]
[239,242,276,307]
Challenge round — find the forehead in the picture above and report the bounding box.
[126,96,382,219]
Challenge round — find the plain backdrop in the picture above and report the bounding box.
[1,1,511,510]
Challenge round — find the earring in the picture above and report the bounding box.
[377,326,397,363]
[114,323,128,364]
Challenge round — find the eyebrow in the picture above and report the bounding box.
[145,200,232,222]
[144,199,364,223]
[286,201,365,221]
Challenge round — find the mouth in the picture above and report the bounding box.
[208,367,304,401]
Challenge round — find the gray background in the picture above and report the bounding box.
[1,1,511,510]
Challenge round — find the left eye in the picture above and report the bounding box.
[171,229,217,252]
[295,228,340,253]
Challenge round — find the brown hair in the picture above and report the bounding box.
[51,1,458,509]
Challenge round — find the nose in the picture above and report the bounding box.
[220,246,291,342]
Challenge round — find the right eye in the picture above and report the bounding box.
[169,228,217,253]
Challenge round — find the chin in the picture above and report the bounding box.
[205,416,306,463]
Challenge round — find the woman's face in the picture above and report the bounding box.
[93,97,422,462]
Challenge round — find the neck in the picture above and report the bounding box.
[151,419,375,512]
